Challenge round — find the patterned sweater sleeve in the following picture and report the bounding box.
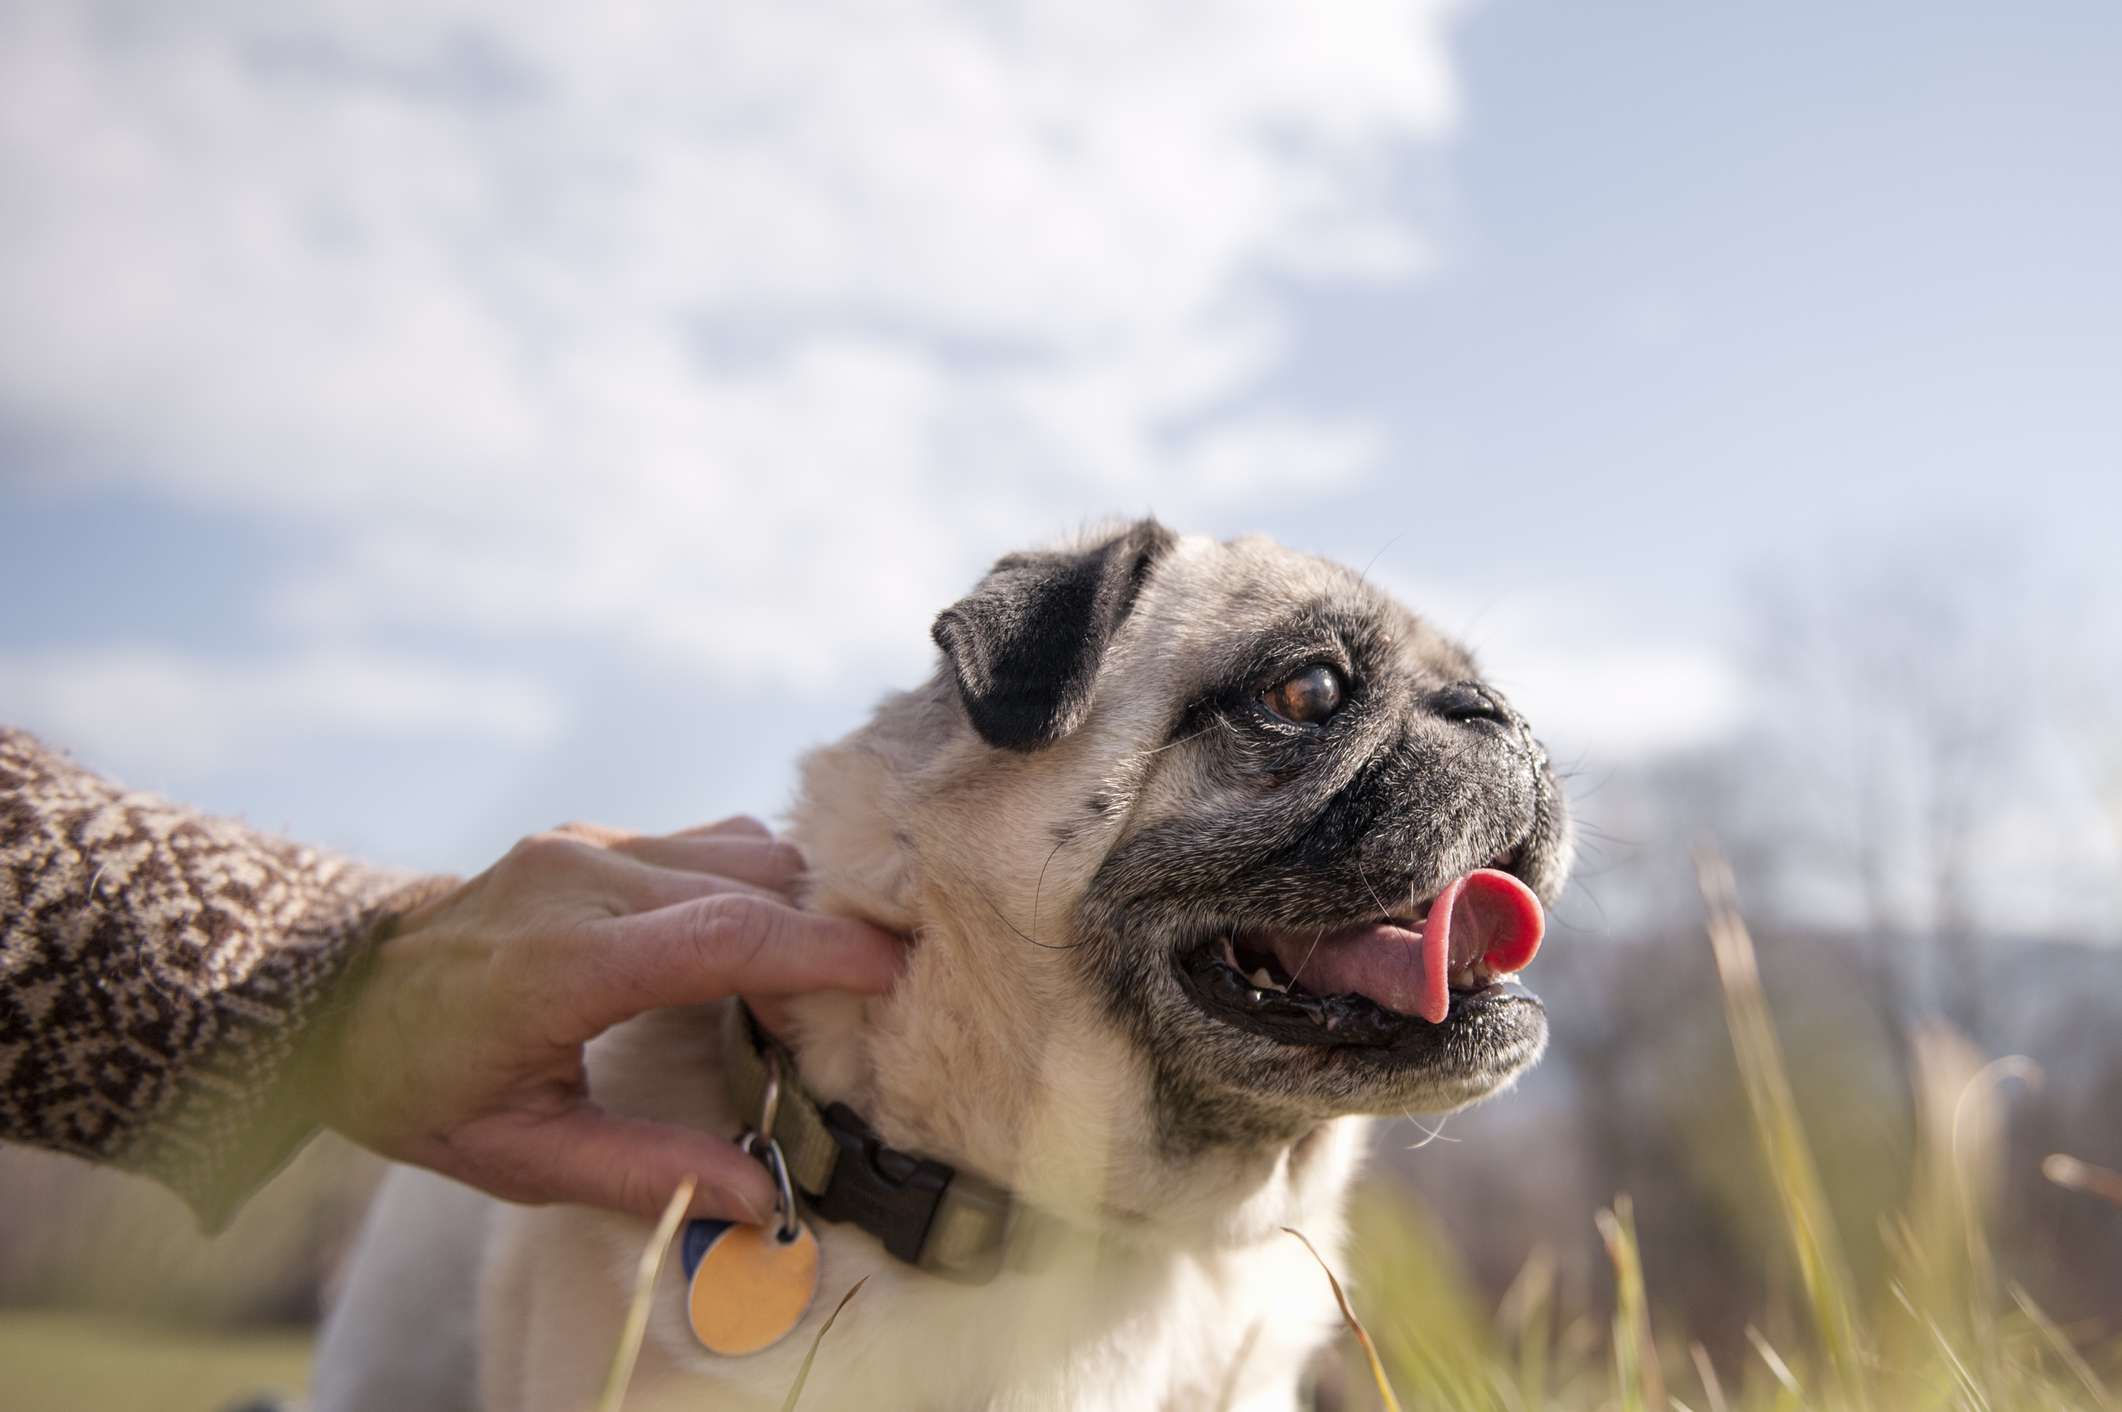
[0,728,452,1231]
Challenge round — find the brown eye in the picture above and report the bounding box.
[1262,665,1344,725]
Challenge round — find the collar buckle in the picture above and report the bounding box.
[811,1102,950,1263]
[809,1101,1013,1283]
[726,1004,1018,1283]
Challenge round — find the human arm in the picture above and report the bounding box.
[0,728,901,1229]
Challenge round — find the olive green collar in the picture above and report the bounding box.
[721,1004,1028,1283]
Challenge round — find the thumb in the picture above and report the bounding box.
[457,1107,782,1226]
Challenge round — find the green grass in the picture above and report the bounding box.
[8,863,2116,1412]
[1328,860,2122,1412]
[0,1309,309,1412]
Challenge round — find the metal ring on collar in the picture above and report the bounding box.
[754,1047,784,1141]
[741,1129,802,1245]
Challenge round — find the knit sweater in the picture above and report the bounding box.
[0,728,447,1230]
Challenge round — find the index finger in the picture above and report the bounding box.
[570,894,905,1034]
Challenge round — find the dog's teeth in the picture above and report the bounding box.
[1249,966,1285,992]
[1220,937,1240,970]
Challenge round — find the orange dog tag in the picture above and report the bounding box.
[681,1218,820,1357]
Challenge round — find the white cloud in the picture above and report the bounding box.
[1368,570,1747,760]
[0,647,564,774]
[1489,645,1745,761]
[0,0,1467,689]
[1175,412,1383,507]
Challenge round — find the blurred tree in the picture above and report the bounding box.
[1732,533,2039,1036]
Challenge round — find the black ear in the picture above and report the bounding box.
[931,519,1177,752]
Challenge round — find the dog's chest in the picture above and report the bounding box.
[640,1220,1338,1411]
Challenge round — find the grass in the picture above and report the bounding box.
[0,1309,309,1412]
[1328,858,2122,1412]
[1286,1225,1405,1412]
[6,863,2115,1411]
[595,1176,695,1412]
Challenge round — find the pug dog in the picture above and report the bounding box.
[314,520,1570,1412]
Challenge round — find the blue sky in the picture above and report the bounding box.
[3,0,2117,923]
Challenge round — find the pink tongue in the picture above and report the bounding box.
[1276,869,1545,1025]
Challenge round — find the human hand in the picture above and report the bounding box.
[312,817,902,1225]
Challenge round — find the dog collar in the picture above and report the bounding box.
[720,1004,1021,1284]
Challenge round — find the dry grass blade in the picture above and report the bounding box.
[1597,1197,1664,1412]
[1689,1341,1730,1412]
[1498,1245,1558,1406]
[1697,851,1868,1406]
[1744,1325,1801,1398]
[594,1177,695,1412]
[2043,1153,2122,1209]
[2009,1281,2119,1412]
[1283,1226,1404,1412]
[1891,1281,1993,1412]
[776,1275,868,1412]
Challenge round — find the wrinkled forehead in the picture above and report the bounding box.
[1130,533,1481,691]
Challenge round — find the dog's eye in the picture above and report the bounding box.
[1262,666,1344,725]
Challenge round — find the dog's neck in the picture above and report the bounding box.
[778,691,1369,1252]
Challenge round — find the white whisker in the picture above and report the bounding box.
[1400,1113,1458,1149]
[1287,927,1326,984]
[1143,723,1218,757]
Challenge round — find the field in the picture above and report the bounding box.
[4,879,2116,1411]
[0,1310,310,1412]
[1330,871,2122,1412]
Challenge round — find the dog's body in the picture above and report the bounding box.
[316,524,1570,1411]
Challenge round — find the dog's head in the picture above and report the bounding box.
[795,519,1569,1168]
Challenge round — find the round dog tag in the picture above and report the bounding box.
[680,1217,820,1357]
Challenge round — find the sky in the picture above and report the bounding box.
[3,0,2118,923]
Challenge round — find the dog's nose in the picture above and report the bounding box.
[1428,681,1515,730]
